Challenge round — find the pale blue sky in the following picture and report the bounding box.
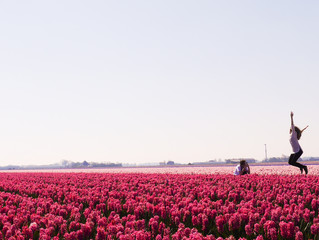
[1,1,318,165]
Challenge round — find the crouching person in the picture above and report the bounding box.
[234,160,250,175]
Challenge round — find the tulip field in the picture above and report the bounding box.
[1,165,319,239]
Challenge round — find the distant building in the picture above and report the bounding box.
[159,161,175,165]
[264,157,287,162]
[245,158,257,163]
[82,161,89,167]
[208,160,217,164]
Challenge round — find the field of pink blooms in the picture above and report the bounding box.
[1,165,319,239]
[8,163,319,175]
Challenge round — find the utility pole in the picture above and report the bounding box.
[264,144,268,161]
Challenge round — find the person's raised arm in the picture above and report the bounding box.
[290,111,294,128]
[301,125,309,134]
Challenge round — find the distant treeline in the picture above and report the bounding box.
[62,160,122,168]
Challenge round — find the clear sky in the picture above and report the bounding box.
[1,1,318,166]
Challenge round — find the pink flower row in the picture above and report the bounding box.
[0,172,318,239]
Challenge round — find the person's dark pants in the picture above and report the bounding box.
[288,148,304,169]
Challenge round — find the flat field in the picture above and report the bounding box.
[0,164,319,239]
[4,162,319,175]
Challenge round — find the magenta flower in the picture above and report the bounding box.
[228,214,241,231]
[244,224,252,236]
[311,223,319,235]
[295,231,303,240]
[29,222,38,232]
[192,215,199,226]
[279,221,294,239]
[155,234,162,240]
[268,228,277,240]
[216,215,226,233]
[96,227,107,240]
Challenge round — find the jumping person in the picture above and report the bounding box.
[234,160,250,175]
[289,111,309,174]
